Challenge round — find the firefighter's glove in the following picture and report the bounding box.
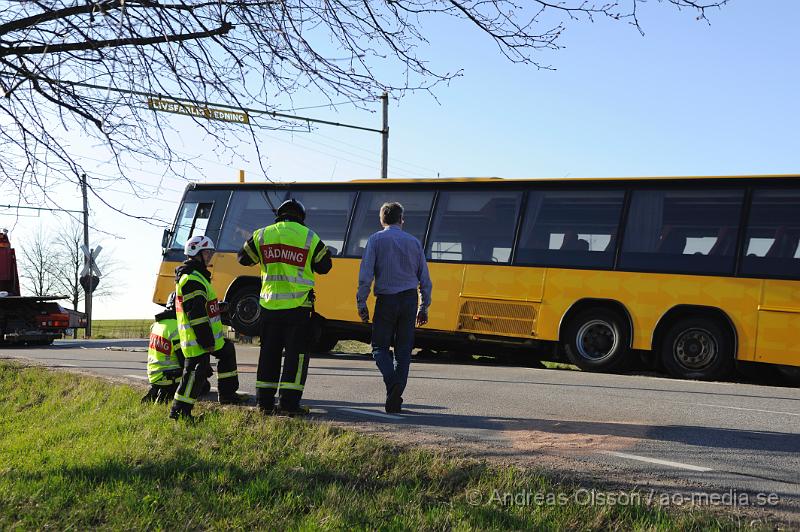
[357,306,370,323]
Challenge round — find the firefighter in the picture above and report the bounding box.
[238,199,332,415]
[170,235,244,421]
[142,292,184,404]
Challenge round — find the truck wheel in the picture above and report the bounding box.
[563,308,631,372]
[226,285,261,337]
[660,316,734,381]
[29,339,53,346]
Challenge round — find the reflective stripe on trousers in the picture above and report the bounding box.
[279,353,305,392]
[174,369,197,405]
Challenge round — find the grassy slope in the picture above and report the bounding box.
[0,363,737,531]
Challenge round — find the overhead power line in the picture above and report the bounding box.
[0,73,384,134]
[2,74,394,178]
[0,204,83,214]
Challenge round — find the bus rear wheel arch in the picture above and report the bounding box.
[562,306,631,372]
[659,315,735,381]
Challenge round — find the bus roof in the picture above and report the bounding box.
[195,174,800,187]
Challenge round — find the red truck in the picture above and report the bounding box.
[0,230,86,345]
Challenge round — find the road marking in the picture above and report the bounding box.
[338,407,403,420]
[669,400,800,417]
[693,402,800,417]
[600,451,713,472]
[124,374,149,380]
[55,363,77,367]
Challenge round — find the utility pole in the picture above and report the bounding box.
[80,173,92,338]
[381,92,389,179]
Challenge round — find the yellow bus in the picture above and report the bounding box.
[153,175,800,381]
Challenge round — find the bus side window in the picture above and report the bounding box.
[345,190,435,257]
[290,189,358,256]
[560,231,589,251]
[619,188,744,275]
[656,226,686,255]
[218,189,286,251]
[742,188,800,278]
[515,189,624,268]
[427,190,521,263]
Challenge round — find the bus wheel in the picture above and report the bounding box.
[659,317,734,381]
[563,308,630,372]
[227,285,262,337]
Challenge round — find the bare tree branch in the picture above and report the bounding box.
[0,0,729,219]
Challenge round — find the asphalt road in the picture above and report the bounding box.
[3,339,799,521]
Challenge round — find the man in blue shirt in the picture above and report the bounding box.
[356,202,432,413]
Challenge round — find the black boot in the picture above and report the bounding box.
[257,390,276,414]
[141,386,160,403]
[219,392,249,405]
[169,401,196,421]
[156,384,178,404]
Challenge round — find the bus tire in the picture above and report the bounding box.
[227,284,262,337]
[777,366,800,387]
[659,316,734,381]
[563,308,630,372]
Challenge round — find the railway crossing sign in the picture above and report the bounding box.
[80,245,102,293]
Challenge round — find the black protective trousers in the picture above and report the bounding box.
[256,307,312,410]
[171,339,239,415]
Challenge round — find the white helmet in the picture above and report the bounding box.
[184,235,215,257]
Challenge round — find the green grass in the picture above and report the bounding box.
[0,362,749,531]
[80,319,152,339]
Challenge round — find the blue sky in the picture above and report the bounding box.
[2,1,798,318]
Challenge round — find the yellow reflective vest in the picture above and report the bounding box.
[147,318,181,384]
[176,271,224,358]
[249,221,322,310]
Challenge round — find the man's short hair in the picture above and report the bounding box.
[380,202,404,225]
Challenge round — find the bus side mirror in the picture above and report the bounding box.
[161,228,173,250]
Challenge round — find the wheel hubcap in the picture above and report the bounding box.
[674,328,717,370]
[576,320,618,362]
[235,295,261,326]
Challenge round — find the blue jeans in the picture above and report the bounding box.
[371,289,417,396]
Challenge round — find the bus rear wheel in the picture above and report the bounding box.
[563,308,630,372]
[227,285,262,337]
[659,317,734,381]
